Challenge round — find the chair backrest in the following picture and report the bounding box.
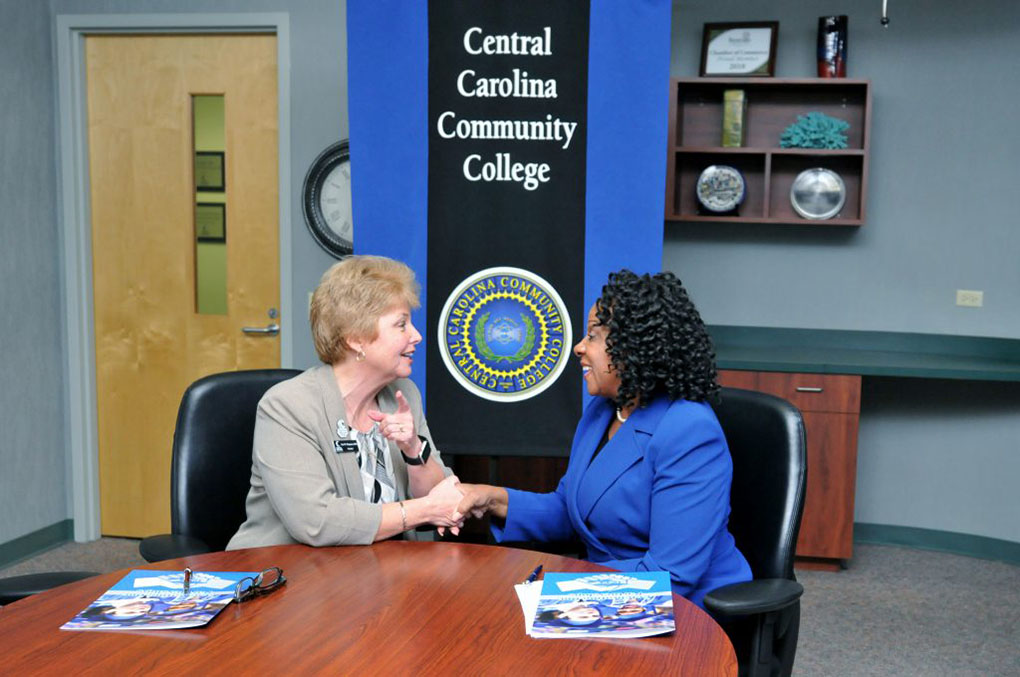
[171,369,302,550]
[712,387,807,581]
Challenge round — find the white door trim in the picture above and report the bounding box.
[54,13,293,541]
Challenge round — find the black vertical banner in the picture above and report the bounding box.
[427,1,589,456]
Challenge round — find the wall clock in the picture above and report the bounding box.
[302,140,353,258]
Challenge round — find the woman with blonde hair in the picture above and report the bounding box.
[228,256,463,549]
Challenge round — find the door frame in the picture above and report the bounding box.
[55,13,293,541]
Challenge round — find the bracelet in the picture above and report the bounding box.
[398,500,407,532]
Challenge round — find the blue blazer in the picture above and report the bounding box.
[493,395,751,608]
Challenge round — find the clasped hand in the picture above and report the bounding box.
[423,479,499,537]
[431,482,506,537]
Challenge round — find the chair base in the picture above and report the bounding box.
[716,603,800,677]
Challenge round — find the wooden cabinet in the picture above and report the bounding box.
[718,370,862,566]
[666,78,871,226]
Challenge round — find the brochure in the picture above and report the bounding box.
[61,569,259,631]
[528,571,675,639]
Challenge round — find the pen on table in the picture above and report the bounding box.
[183,567,192,596]
[524,564,543,584]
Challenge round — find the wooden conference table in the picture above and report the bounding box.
[0,542,736,675]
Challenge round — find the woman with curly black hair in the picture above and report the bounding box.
[458,270,750,608]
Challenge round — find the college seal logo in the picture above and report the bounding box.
[438,267,572,402]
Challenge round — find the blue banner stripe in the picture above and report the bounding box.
[349,2,672,409]
[347,1,430,399]
[583,0,671,314]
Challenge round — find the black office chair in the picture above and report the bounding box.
[0,571,100,606]
[705,387,808,677]
[138,369,302,562]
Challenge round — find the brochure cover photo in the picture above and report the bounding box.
[61,570,259,631]
[531,571,676,638]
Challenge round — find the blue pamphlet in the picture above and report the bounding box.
[61,569,259,631]
[531,571,676,639]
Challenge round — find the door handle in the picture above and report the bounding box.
[242,323,280,336]
[795,386,823,393]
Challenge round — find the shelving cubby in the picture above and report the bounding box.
[666,78,871,226]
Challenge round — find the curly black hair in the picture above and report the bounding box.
[596,270,719,409]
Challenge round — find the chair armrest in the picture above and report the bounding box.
[0,572,100,605]
[139,534,214,563]
[703,578,804,618]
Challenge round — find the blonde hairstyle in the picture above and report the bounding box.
[310,256,420,364]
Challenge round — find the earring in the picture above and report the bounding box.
[356,350,366,362]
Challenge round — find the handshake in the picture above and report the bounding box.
[421,475,509,537]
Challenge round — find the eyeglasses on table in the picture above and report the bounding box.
[234,567,287,603]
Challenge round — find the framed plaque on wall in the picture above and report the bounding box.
[700,22,778,77]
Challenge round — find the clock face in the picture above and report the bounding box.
[318,162,352,245]
[303,140,354,258]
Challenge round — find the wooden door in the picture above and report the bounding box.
[86,35,279,537]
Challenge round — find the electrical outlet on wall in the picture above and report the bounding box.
[956,289,984,307]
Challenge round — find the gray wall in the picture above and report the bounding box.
[669,1,1020,543]
[0,0,68,544]
[670,0,1019,338]
[857,378,1020,543]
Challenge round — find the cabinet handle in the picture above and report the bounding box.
[795,386,824,393]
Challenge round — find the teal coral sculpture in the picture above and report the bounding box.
[780,111,849,149]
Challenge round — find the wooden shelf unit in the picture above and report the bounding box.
[666,78,871,226]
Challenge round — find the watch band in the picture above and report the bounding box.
[401,436,431,466]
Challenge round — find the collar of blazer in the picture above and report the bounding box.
[573,396,672,523]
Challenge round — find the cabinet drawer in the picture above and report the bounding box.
[718,370,861,414]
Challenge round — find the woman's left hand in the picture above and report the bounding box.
[368,390,420,457]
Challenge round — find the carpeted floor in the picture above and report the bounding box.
[2,541,1017,675]
[795,545,1019,676]
[0,537,146,577]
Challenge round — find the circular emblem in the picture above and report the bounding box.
[438,267,572,402]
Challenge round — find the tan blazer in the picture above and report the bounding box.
[226,365,450,550]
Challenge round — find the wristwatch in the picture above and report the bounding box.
[401,435,432,466]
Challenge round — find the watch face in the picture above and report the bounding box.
[318,162,353,244]
[303,140,354,258]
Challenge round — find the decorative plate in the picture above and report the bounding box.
[696,165,746,213]
[790,167,846,220]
